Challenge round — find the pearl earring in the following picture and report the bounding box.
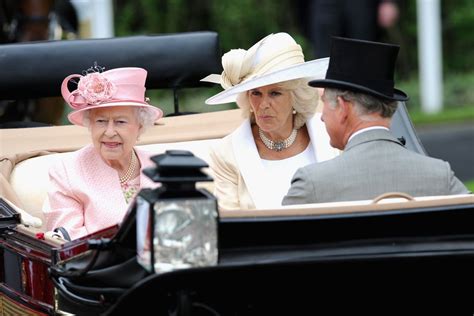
[292,109,297,114]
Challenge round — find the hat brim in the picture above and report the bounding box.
[205,57,330,105]
[308,79,409,101]
[68,102,163,126]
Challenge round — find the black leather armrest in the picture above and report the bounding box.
[0,31,222,100]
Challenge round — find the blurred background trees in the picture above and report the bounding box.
[114,0,473,77]
[113,0,474,114]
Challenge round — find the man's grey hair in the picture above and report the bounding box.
[324,88,398,118]
[82,107,156,134]
[235,78,319,129]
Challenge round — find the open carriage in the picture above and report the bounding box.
[0,32,473,315]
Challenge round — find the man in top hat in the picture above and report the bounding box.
[282,37,469,205]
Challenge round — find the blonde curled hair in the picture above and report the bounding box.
[235,78,318,129]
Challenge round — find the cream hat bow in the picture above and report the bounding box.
[202,33,329,105]
[202,33,304,90]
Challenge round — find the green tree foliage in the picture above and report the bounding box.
[394,0,474,77]
[114,0,306,58]
[441,0,474,72]
[114,0,473,79]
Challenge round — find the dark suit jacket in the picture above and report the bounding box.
[282,129,470,205]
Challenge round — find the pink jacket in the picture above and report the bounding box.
[45,145,157,240]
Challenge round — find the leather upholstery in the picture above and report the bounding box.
[0,32,222,99]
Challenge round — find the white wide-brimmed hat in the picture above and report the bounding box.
[201,32,329,105]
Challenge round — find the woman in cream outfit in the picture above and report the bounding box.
[202,33,339,210]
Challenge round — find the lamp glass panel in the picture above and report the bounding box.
[152,199,218,274]
[136,196,153,272]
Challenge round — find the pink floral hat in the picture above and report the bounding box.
[61,66,163,126]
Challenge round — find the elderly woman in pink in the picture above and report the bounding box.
[44,65,163,240]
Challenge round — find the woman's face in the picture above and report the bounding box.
[90,106,141,164]
[248,83,293,134]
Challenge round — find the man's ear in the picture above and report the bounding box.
[336,96,350,123]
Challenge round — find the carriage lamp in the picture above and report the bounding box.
[136,150,218,274]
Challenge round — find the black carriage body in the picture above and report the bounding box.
[0,32,472,315]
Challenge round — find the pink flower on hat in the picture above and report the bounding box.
[77,72,117,105]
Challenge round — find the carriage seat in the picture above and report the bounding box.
[9,139,220,231]
[3,99,428,232]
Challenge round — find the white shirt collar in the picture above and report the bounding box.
[347,126,389,144]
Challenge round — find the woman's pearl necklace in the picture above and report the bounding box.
[119,150,137,184]
[258,128,298,152]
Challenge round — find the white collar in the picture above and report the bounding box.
[348,126,389,144]
[231,114,338,209]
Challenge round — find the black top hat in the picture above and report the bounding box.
[309,37,409,101]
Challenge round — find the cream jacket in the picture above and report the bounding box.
[209,113,339,210]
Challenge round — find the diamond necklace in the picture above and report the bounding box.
[119,150,137,184]
[258,128,298,152]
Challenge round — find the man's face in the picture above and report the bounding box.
[321,90,345,150]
